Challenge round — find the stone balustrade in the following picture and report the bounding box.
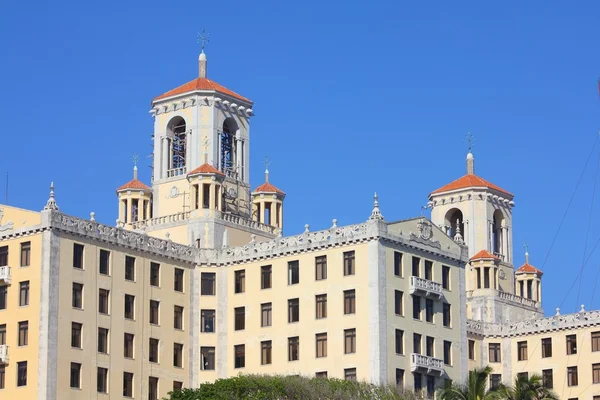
[0,344,9,364]
[0,266,11,285]
[167,167,187,178]
[218,212,277,234]
[409,276,443,299]
[131,211,191,230]
[410,353,444,375]
[467,288,539,309]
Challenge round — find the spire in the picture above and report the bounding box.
[197,29,209,78]
[44,182,59,211]
[524,242,529,264]
[465,132,474,175]
[264,156,270,183]
[133,165,138,180]
[369,192,384,220]
[132,153,139,180]
[453,218,464,244]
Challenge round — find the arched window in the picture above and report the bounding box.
[492,210,504,255]
[168,117,187,170]
[221,119,237,175]
[445,208,464,239]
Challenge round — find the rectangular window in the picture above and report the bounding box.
[344,251,355,276]
[201,346,215,370]
[425,299,434,323]
[542,369,553,389]
[394,252,402,276]
[17,361,27,387]
[344,289,356,314]
[490,374,502,390]
[201,309,215,333]
[125,256,135,281]
[567,366,578,386]
[344,328,356,354]
[71,322,82,348]
[123,372,134,397]
[414,372,422,391]
[316,371,328,379]
[149,338,159,363]
[173,343,183,367]
[288,337,299,361]
[288,298,299,323]
[234,269,245,294]
[316,333,327,358]
[412,256,420,277]
[234,344,245,368]
[413,333,422,354]
[444,341,452,365]
[412,295,421,320]
[97,367,108,393]
[174,305,184,330]
[427,375,435,397]
[0,286,6,310]
[489,343,501,363]
[99,249,110,275]
[19,281,29,306]
[518,341,528,361]
[288,260,299,284]
[542,337,552,358]
[395,368,404,387]
[124,294,135,320]
[395,290,403,316]
[592,331,600,352]
[316,294,327,319]
[517,372,528,380]
[344,368,357,381]
[201,272,216,295]
[593,363,600,384]
[150,300,160,325]
[261,303,272,327]
[315,256,327,280]
[20,242,31,267]
[442,266,450,289]
[234,307,245,330]
[261,265,272,289]
[395,329,404,354]
[424,260,433,281]
[72,282,83,309]
[97,327,109,354]
[0,324,4,345]
[443,303,451,327]
[99,289,109,315]
[124,333,134,358]
[174,268,184,292]
[426,336,435,357]
[150,262,160,286]
[0,246,7,266]
[18,321,28,346]
[468,339,475,360]
[73,243,84,269]
[148,377,158,400]
[567,334,577,355]
[70,362,81,389]
[261,340,272,365]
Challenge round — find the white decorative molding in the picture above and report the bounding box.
[0,266,11,285]
[0,344,9,364]
[0,208,14,232]
[410,353,444,375]
[409,276,443,298]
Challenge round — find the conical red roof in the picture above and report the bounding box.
[431,174,512,197]
[470,249,500,261]
[516,263,543,276]
[117,179,151,192]
[153,77,252,103]
[188,163,225,176]
[254,182,285,195]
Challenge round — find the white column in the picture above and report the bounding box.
[235,137,242,179]
[488,220,493,252]
[502,226,508,260]
[162,137,169,178]
[259,201,266,224]
[186,130,192,171]
[126,197,132,224]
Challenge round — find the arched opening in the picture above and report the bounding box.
[221,118,238,176]
[167,117,187,172]
[444,208,464,239]
[492,210,504,256]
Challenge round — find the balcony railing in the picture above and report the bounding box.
[0,345,9,364]
[0,266,11,285]
[409,276,443,299]
[410,353,444,375]
[167,167,187,178]
[466,289,540,309]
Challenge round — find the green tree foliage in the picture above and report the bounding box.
[496,374,558,400]
[437,366,502,400]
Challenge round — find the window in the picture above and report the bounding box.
[17,361,27,387]
[412,256,420,277]
[443,303,451,327]
[0,287,6,310]
[20,242,31,267]
[413,333,421,354]
[124,333,134,358]
[567,334,577,355]
[0,246,6,267]
[395,329,404,354]
[150,262,160,286]
[344,368,357,381]
[123,372,134,397]
[19,281,29,306]
[233,269,246,294]
[412,295,421,320]
[442,266,450,289]
[489,343,501,362]
[98,289,109,314]
[97,367,108,393]
[395,369,404,386]
[344,289,356,314]
[288,337,299,361]
[426,336,435,357]
[124,294,135,319]
[468,340,475,360]
[173,343,183,367]
[316,371,328,379]
[542,369,553,389]
[71,322,82,348]
[201,309,215,332]
[201,272,215,295]
[427,375,435,396]
[261,340,272,365]
[18,321,28,346]
[0,324,4,345]
[490,374,502,390]
[593,331,600,352]
[234,344,245,368]
[97,327,109,354]
[150,300,160,325]
[395,290,403,316]
[73,243,84,269]
[542,337,552,358]
[174,268,184,292]
[99,249,110,275]
[315,256,327,280]
[394,252,402,276]
[414,372,422,391]
[234,307,245,330]
[174,305,184,330]
[344,251,355,276]
[593,363,600,384]
[316,333,327,357]
[288,260,299,285]
[70,362,81,389]
[149,338,159,363]
[344,328,356,354]
[424,260,433,280]
[148,377,159,400]
[261,265,272,289]
[72,283,83,309]
[124,256,135,281]
[425,299,434,323]
[288,298,299,323]
[518,341,528,361]
[201,347,215,370]
[261,303,272,327]
[517,372,528,380]
[316,294,327,319]
[567,366,578,386]
[444,341,452,365]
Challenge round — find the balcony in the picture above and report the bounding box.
[0,345,9,364]
[0,266,11,285]
[409,276,443,299]
[410,353,444,375]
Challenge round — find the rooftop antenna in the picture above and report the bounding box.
[4,172,7,205]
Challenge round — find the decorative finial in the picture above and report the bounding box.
[197,29,209,78]
[453,218,464,244]
[523,242,529,264]
[202,135,210,164]
[250,234,256,243]
[580,304,585,313]
[197,29,210,53]
[331,219,338,229]
[465,133,475,175]
[555,307,560,316]
[44,182,59,211]
[264,156,270,183]
[369,192,384,221]
[465,132,474,153]
[165,232,171,240]
[304,224,310,233]
[90,212,96,221]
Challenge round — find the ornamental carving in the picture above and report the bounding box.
[409,218,441,249]
[0,208,14,233]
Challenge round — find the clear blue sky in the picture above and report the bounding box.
[1,1,599,315]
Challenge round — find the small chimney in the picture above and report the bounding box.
[466,152,474,175]
[199,52,207,78]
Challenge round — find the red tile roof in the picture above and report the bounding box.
[470,249,500,261]
[188,163,225,176]
[254,182,285,195]
[153,77,252,103]
[117,179,151,192]
[431,174,513,197]
[516,263,543,276]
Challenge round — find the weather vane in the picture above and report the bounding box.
[523,242,529,253]
[264,156,271,171]
[132,153,140,167]
[197,29,210,52]
[465,132,474,153]
[202,135,210,153]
